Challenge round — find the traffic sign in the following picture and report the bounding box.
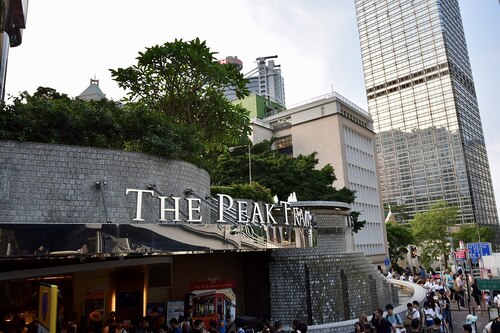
[384,257,390,266]
[467,242,492,258]
[455,249,467,259]
[477,279,500,290]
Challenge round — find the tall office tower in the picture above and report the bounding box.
[221,55,286,107]
[355,0,498,226]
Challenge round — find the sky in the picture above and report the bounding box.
[5,0,500,214]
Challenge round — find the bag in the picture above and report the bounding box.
[403,311,414,327]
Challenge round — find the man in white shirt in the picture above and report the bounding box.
[493,293,500,307]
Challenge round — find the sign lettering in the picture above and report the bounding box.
[125,188,315,229]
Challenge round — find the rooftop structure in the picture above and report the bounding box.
[78,78,106,101]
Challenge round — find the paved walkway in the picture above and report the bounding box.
[449,302,493,332]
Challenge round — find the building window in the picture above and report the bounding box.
[275,135,293,155]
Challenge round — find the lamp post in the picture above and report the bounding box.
[248,144,252,184]
[229,144,252,184]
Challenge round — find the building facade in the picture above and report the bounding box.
[222,55,286,107]
[355,0,498,226]
[0,140,394,326]
[250,92,388,261]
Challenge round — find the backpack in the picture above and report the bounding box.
[419,309,425,325]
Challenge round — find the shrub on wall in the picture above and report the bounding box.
[211,182,274,203]
[0,87,207,167]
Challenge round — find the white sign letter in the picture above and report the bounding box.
[158,196,181,222]
[126,189,154,221]
[282,202,291,225]
[237,200,249,223]
[187,198,202,222]
[217,194,234,222]
[265,204,277,225]
[251,203,264,224]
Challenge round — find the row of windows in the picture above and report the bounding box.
[344,127,374,152]
[367,62,447,94]
[274,135,292,149]
[346,146,376,170]
[269,117,291,130]
[347,163,377,188]
[339,108,368,128]
[368,69,449,100]
[349,182,381,206]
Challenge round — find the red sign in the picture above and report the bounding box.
[455,250,466,259]
[189,279,237,290]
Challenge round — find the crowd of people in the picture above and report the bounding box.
[5,264,500,333]
[371,265,500,333]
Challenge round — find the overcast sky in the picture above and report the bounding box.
[5,0,500,215]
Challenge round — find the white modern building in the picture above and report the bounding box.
[250,92,388,262]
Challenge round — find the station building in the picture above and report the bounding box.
[0,139,395,327]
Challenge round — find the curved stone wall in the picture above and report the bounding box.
[270,251,397,325]
[0,140,211,224]
[269,204,396,325]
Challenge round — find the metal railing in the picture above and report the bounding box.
[265,91,371,119]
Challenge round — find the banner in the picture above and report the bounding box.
[38,284,58,333]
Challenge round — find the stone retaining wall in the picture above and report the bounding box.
[306,280,427,333]
[269,204,398,325]
[0,140,211,224]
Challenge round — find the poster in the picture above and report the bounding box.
[84,287,105,317]
[166,301,185,322]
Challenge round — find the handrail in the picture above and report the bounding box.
[185,189,281,248]
[265,91,371,119]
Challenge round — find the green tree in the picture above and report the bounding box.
[385,221,414,268]
[110,38,251,153]
[212,140,356,203]
[211,183,274,203]
[384,202,411,223]
[410,201,458,267]
[452,225,495,244]
[0,87,206,165]
[1,87,124,148]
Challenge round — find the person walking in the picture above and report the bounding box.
[371,308,392,333]
[385,304,404,333]
[455,274,466,308]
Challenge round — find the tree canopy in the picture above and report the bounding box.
[410,200,458,267]
[211,140,356,203]
[451,225,495,244]
[385,221,414,269]
[110,38,251,153]
[0,87,206,165]
[384,202,411,223]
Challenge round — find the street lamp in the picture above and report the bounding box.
[228,144,252,184]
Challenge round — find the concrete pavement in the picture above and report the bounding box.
[449,302,494,332]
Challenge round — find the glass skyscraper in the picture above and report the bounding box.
[355,0,498,226]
